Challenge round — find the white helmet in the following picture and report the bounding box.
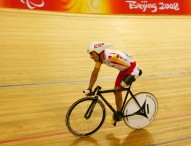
[87,41,112,54]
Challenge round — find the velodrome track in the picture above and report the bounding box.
[0,9,191,146]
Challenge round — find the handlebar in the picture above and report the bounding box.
[83,86,102,96]
[92,86,102,95]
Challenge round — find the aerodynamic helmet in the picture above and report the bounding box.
[87,41,112,54]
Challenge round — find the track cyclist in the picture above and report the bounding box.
[84,41,142,125]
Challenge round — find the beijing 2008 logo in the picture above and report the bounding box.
[125,0,180,13]
[20,0,45,9]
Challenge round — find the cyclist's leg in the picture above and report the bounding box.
[107,73,123,125]
[109,68,139,125]
[108,88,122,125]
[115,73,135,114]
[114,71,125,111]
[114,86,123,111]
[114,70,136,111]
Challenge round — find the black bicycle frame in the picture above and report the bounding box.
[96,85,141,115]
[84,85,142,120]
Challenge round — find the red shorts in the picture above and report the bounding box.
[115,61,137,87]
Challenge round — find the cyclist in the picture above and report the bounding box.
[84,41,142,124]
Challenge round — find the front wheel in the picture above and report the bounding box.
[123,92,158,129]
[65,97,106,136]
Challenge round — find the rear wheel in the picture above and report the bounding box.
[66,97,106,136]
[123,92,158,129]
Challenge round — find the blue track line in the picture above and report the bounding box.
[0,72,190,88]
[149,136,191,146]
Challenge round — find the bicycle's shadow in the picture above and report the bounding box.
[106,129,154,146]
[70,136,99,146]
[70,129,154,146]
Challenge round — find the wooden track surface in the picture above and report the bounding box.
[0,9,191,146]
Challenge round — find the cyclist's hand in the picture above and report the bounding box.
[83,88,92,96]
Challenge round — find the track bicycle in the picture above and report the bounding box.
[65,84,158,137]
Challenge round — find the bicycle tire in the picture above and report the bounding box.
[65,97,106,136]
[123,92,158,129]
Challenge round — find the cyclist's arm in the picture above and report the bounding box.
[88,62,102,90]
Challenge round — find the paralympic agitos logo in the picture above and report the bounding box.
[125,0,180,13]
[21,0,45,9]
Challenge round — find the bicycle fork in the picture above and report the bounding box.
[84,97,98,119]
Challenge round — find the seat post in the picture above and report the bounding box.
[129,83,132,89]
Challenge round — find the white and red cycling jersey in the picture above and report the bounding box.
[95,49,141,87]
